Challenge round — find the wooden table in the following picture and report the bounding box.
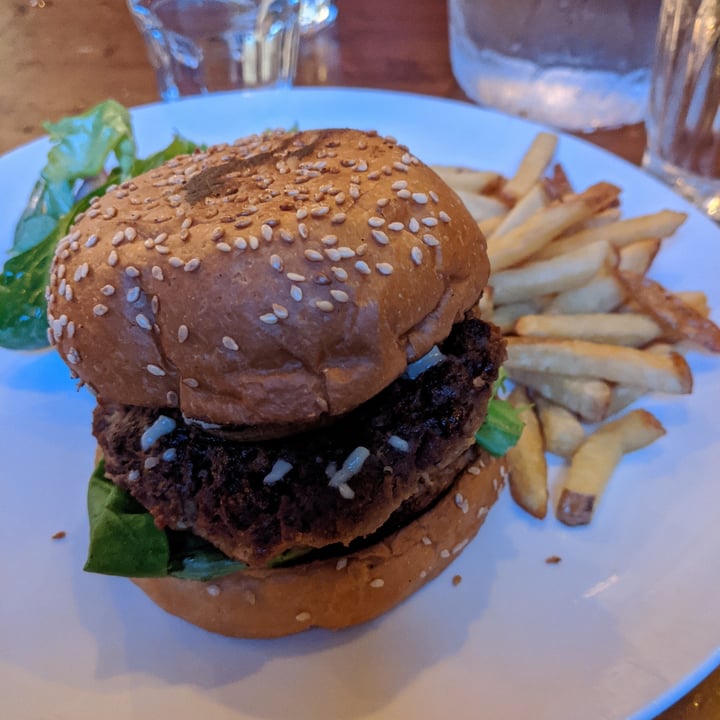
[0,1,716,717]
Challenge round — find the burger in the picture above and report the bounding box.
[46,128,511,638]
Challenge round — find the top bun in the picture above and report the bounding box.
[47,128,489,428]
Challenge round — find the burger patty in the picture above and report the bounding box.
[94,317,505,567]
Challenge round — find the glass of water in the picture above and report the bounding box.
[126,0,301,101]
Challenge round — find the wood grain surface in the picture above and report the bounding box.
[0,0,715,717]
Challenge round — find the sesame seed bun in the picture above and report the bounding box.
[47,128,489,429]
[130,452,506,638]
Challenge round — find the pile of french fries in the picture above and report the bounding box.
[433,132,720,526]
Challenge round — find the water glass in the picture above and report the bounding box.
[126,0,301,101]
[299,0,337,34]
[643,0,720,220]
[448,0,661,131]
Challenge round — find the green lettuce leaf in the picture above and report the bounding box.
[0,100,201,351]
[85,460,170,577]
[475,369,525,456]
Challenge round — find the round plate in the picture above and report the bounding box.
[1,88,719,720]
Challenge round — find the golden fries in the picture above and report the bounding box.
[491,240,609,305]
[487,182,620,272]
[533,396,585,458]
[506,386,548,519]
[506,337,693,394]
[500,132,558,203]
[439,130,717,528]
[556,410,666,526]
[618,272,720,352]
[514,312,662,347]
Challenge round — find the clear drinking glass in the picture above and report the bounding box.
[126,0,301,101]
[643,0,720,220]
[448,0,661,131]
[299,0,337,34]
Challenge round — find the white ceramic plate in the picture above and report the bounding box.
[2,88,719,720]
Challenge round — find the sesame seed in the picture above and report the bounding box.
[107,250,118,267]
[408,218,420,233]
[126,287,140,303]
[412,192,428,204]
[429,190,440,203]
[249,236,259,250]
[272,303,289,319]
[315,300,334,313]
[103,206,117,219]
[296,207,308,220]
[330,289,349,303]
[295,611,311,623]
[65,285,73,301]
[290,285,303,302]
[298,223,309,239]
[85,234,98,248]
[337,246,355,258]
[125,266,140,278]
[155,245,170,255]
[286,272,306,282]
[207,585,221,597]
[411,246,423,265]
[420,570,427,579]
[279,229,294,243]
[376,262,394,275]
[452,539,470,554]
[178,229,190,242]
[146,364,166,376]
[393,162,409,172]
[169,257,184,268]
[440,549,450,559]
[336,558,348,570]
[67,321,75,338]
[325,248,342,262]
[422,234,439,247]
[422,217,439,227]
[368,216,385,228]
[376,197,389,207]
[136,314,152,330]
[162,448,177,461]
[422,535,432,545]
[183,377,199,388]
[349,184,360,200]
[331,266,348,281]
[177,325,188,343]
[355,260,371,275]
[338,482,355,499]
[391,180,408,190]
[184,258,201,272]
[124,227,137,241]
[234,237,248,250]
[144,239,155,249]
[455,492,470,514]
[369,578,385,588]
[144,457,159,469]
[128,469,139,482]
[331,213,347,225]
[211,227,225,241]
[66,347,80,364]
[388,221,404,232]
[260,313,278,325]
[222,336,239,351]
[270,254,283,271]
[439,210,451,223]
[371,230,389,245]
[335,192,346,205]
[304,249,323,262]
[111,231,124,246]
[310,205,330,218]
[57,264,66,279]
[181,217,193,229]
[152,265,164,281]
[261,224,273,241]
[397,189,411,199]
[321,234,338,246]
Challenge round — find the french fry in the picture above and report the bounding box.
[535,209,687,261]
[618,271,720,352]
[618,238,661,274]
[542,162,574,201]
[478,215,505,237]
[675,291,710,318]
[500,132,558,203]
[488,183,547,240]
[576,206,622,229]
[431,166,502,195]
[491,240,609,305]
[533,396,585,458]
[545,272,626,314]
[506,367,611,422]
[506,337,693,394]
[487,182,620,271]
[514,312,662,347]
[556,410,666,525]
[456,190,508,222]
[492,300,546,334]
[477,286,494,320]
[506,386,548,519]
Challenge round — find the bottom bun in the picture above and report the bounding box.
[131,452,507,638]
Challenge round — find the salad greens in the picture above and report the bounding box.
[0,100,200,350]
[475,369,526,456]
